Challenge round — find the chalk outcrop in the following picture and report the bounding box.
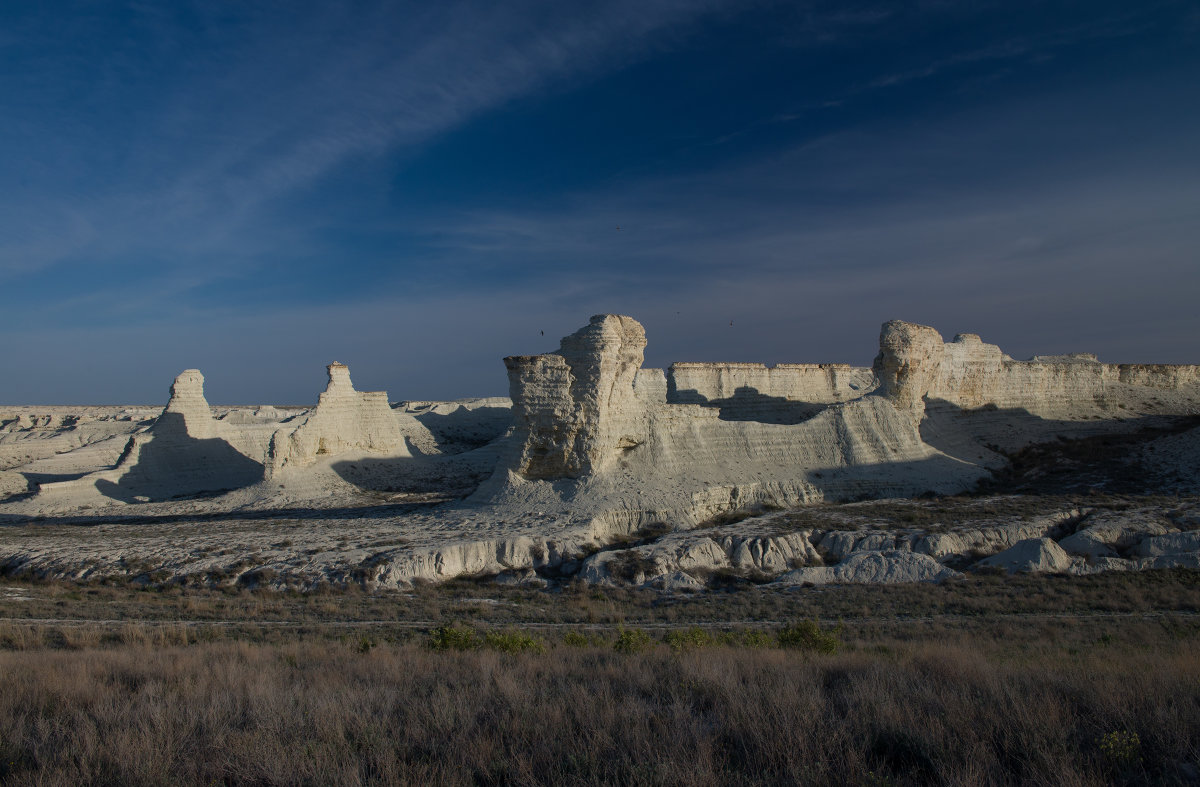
[1059,510,1175,558]
[490,314,983,531]
[163,369,220,439]
[268,363,408,472]
[873,321,945,423]
[974,538,1073,574]
[6,311,1200,590]
[504,315,648,478]
[32,363,424,504]
[488,312,1200,537]
[37,369,265,502]
[777,550,960,585]
[911,511,1079,563]
[1132,531,1200,558]
[880,328,1200,423]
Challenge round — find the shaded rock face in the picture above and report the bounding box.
[505,315,648,479]
[95,369,264,501]
[975,537,1073,574]
[1133,531,1200,558]
[778,550,960,586]
[873,321,944,423]
[96,412,264,502]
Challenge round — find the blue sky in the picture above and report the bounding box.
[2,0,1198,404]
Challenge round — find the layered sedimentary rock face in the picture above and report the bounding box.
[871,321,1200,428]
[496,313,1200,530]
[504,315,648,479]
[496,314,975,521]
[7,311,1200,590]
[164,369,219,439]
[873,321,945,423]
[268,362,408,471]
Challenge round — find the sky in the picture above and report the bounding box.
[2,0,1198,404]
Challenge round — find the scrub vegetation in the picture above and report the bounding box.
[0,572,1198,785]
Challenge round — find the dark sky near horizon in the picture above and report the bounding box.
[2,0,1198,404]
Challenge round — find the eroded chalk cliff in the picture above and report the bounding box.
[268,363,410,472]
[504,315,648,478]
[485,315,982,530]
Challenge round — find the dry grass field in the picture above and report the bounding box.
[1,570,1198,785]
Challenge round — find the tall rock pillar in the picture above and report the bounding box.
[873,320,945,424]
[505,314,648,479]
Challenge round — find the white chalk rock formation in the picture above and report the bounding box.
[1132,531,1200,558]
[100,370,265,500]
[1058,510,1175,558]
[645,570,706,592]
[504,314,648,478]
[974,538,1072,573]
[1139,553,1200,570]
[162,369,220,439]
[912,511,1079,563]
[486,314,984,534]
[777,550,959,585]
[38,369,265,502]
[1057,529,1120,559]
[926,333,1200,420]
[269,363,408,472]
[728,532,823,572]
[1067,556,1137,575]
[576,527,832,586]
[873,320,945,423]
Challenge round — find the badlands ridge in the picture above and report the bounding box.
[2,315,1199,590]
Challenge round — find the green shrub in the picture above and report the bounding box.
[483,630,546,654]
[778,620,843,654]
[664,626,712,651]
[738,629,775,649]
[428,625,477,651]
[613,628,654,654]
[710,629,773,648]
[1097,730,1141,767]
[562,630,605,648]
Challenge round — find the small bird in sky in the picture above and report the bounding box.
[540,330,544,336]
[730,320,734,327]
[615,225,621,231]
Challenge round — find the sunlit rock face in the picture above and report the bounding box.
[163,369,219,439]
[495,313,976,529]
[504,314,648,479]
[873,320,945,423]
[268,362,408,472]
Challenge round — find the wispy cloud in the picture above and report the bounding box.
[2,0,1197,403]
[0,0,738,281]
[399,83,1200,367]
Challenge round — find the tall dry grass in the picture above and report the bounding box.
[0,633,1197,786]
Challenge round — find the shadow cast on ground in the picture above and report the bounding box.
[93,413,265,503]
